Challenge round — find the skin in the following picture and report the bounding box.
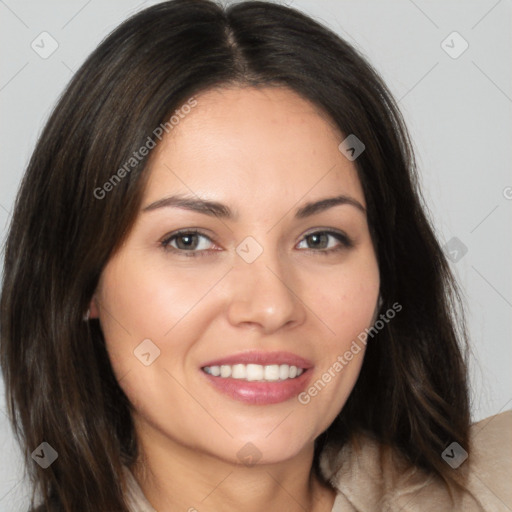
[90,86,380,512]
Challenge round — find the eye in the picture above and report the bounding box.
[161,229,217,257]
[161,228,353,258]
[296,230,353,254]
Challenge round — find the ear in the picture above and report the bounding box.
[88,295,100,319]
[370,294,382,325]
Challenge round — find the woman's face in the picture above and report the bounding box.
[92,86,380,465]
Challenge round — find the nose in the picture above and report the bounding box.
[224,244,307,334]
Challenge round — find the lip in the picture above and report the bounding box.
[201,370,312,405]
[200,350,314,405]
[200,350,314,369]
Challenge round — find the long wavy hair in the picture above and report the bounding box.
[1,1,471,510]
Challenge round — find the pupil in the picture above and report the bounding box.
[309,233,327,248]
[178,235,196,249]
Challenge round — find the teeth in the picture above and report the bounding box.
[220,365,231,378]
[232,364,246,379]
[264,364,280,381]
[203,363,304,381]
[247,364,263,381]
[279,364,290,380]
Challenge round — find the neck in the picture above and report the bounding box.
[130,421,336,512]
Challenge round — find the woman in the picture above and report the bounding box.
[1,1,510,511]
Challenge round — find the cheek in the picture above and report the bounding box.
[298,252,379,415]
[95,254,230,409]
[97,254,221,347]
[311,255,380,348]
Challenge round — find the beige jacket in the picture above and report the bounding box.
[123,410,512,511]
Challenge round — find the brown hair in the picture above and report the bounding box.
[1,1,471,510]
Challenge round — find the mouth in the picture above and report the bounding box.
[202,363,304,382]
[200,351,313,405]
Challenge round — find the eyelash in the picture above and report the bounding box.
[160,229,354,258]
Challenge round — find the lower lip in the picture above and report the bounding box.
[201,369,312,405]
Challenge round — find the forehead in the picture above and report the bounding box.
[144,86,365,209]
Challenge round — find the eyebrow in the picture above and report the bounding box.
[142,193,366,219]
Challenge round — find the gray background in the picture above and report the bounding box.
[1,0,511,508]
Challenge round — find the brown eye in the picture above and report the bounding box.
[161,230,216,256]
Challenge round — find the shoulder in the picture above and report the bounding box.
[459,410,512,507]
[320,410,512,511]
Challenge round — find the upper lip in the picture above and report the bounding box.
[201,350,314,369]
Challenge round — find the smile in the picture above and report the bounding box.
[202,363,304,382]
